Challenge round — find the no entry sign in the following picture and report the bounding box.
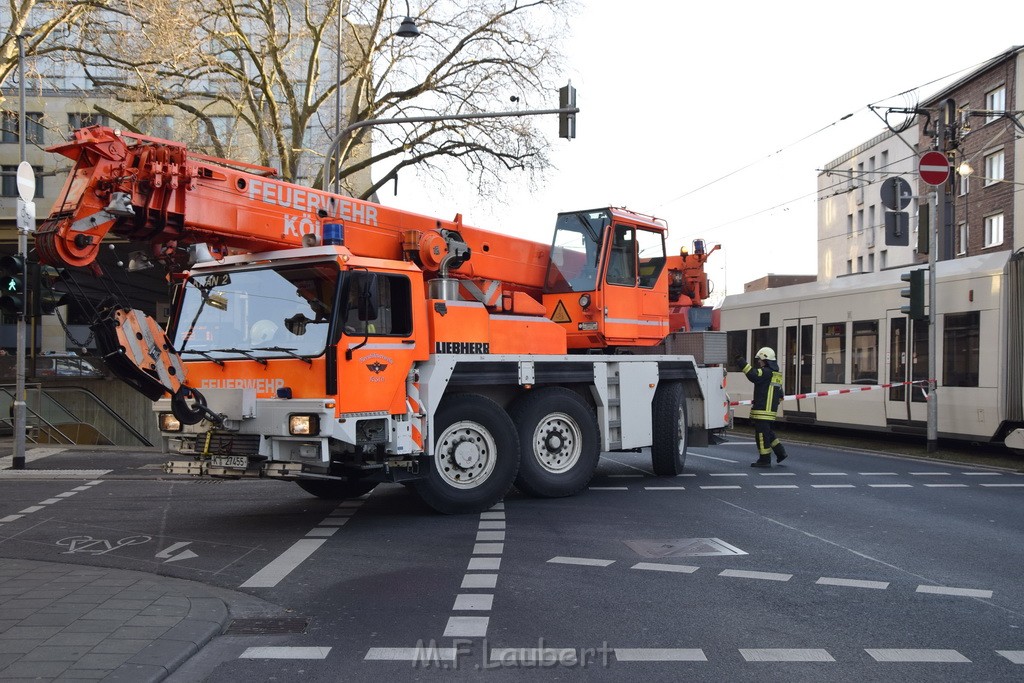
[919,151,950,186]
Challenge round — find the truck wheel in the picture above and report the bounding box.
[295,479,377,499]
[415,394,519,514]
[651,382,688,476]
[509,388,599,497]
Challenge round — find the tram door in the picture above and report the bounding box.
[886,312,929,424]
[784,319,815,415]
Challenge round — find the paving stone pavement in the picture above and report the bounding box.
[0,558,268,682]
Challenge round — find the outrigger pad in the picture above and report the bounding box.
[91,305,183,402]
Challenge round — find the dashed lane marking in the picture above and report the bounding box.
[240,495,368,588]
[754,485,799,489]
[365,647,457,662]
[866,649,970,663]
[614,648,707,661]
[996,651,1024,664]
[644,486,686,490]
[550,558,993,599]
[443,502,505,640]
[0,480,103,526]
[720,569,792,582]
[548,556,615,567]
[632,562,699,574]
[740,648,835,662]
[811,484,856,489]
[916,585,993,598]
[817,577,889,590]
[239,647,331,659]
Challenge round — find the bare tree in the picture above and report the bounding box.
[0,0,114,107]
[56,0,575,199]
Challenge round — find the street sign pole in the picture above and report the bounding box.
[12,34,29,469]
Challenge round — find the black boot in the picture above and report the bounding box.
[750,456,771,468]
[774,444,788,464]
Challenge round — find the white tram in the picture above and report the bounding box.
[719,250,1024,450]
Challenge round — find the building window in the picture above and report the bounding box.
[847,214,853,237]
[958,222,967,255]
[68,112,109,132]
[985,85,1005,123]
[821,322,846,384]
[943,312,979,387]
[1,165,43,198]
[857,209,864,234]
[846,259,853,275]
[851,320,878,384]
[880,250,887,270]
[1,111,45,144]
[880,150,889,173]
[984,213,1003,248]
[857,256,863,273]
[867,253,874,272]
[134,115,175,139]
[984,149,1004,185]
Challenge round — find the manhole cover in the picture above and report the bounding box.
[225,617,309,635]
[624,538,747,558]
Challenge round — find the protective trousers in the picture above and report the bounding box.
[753,419,784,459]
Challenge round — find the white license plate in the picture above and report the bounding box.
[210,455,249,469]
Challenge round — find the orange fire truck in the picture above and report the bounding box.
[37,126,729,513]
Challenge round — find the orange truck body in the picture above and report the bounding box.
[36,126,730,513]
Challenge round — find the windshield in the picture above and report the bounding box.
[172,262,338,359]
[544,210,609,294]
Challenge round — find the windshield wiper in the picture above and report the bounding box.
[178,349,225,366]
[208,348,268,366]
[259,346,314,365]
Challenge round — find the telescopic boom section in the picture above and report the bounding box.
[36,126,551,293]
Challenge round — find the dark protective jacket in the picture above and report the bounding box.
[742,359,783,421]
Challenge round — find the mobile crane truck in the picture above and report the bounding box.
[36,125,730,514]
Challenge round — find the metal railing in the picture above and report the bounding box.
[0,384,152,447]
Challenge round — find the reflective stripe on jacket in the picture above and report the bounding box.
[742,360,783,421]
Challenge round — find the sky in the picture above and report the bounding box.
[376,1,1022,305]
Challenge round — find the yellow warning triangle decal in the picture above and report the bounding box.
[551,300,572,323]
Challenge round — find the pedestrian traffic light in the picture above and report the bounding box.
[900,269,926,320]
[34,264,69,315]
[0,254,26,315]
[558,83,576,140]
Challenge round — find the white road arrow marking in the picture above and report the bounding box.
[156,541,198,563]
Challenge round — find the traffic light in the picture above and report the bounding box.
[900,269,926,320]
[34,264,69,315]
[0,254,27,315]
[558,83,576,140]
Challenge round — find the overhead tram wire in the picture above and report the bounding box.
[660,55,1008,232]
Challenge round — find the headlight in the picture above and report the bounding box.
[159,412,182,432]
[289,414,320,436]
[578,294,591,309]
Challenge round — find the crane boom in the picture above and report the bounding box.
[37,126,550,299]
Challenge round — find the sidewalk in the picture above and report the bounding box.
[0,558,230,682]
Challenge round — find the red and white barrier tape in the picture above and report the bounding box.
[730,380,930,407]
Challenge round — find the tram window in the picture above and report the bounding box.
[727,331,747,371]
[751,328,777,360]
[943,312,980,387]
[851,320,878,384]
[821,322,846,384]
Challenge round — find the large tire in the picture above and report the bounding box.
[295,479,377,499]
[509,387,600,497]
[414,394,519,514]
[651,382,688,476]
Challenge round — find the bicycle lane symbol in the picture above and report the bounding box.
[56,535,152,556]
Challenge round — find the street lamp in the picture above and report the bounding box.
[331,1,419,195]
[397,1,420,39]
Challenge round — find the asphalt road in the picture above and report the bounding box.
[2,435,1023,682]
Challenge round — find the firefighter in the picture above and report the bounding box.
[735,347,788,468]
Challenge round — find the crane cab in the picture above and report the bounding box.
[543,207,670,350]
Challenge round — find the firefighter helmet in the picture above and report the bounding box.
[755,347,776,361]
